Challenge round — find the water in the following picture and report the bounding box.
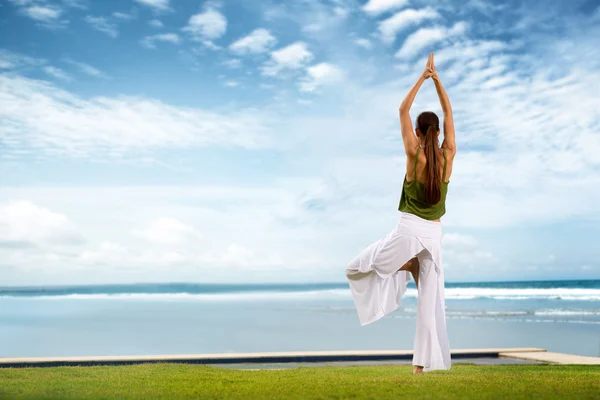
[1,280,599,358]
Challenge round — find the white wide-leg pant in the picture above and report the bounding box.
[345,211,451,372]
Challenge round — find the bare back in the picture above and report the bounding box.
[406,145,455,184]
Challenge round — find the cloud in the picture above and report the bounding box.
[24,5,61,21]
[60,0,87,9]
[261,41,313,77]
[354,38,372,49]
[182,8,227,46]
[62,58,108,79]
[0,74,272,159]
[395,21,469,58]
[362,0,408,16]
[442,233,498,271]
[0,185,334,284]
[379,7,441,44]
[133,217,200,245]
[229,28,278,55]
[7,0,67,28]
[134,0,170,11]
[141,33,181,49]
[222,58,241,69]
[84,16,118,38]
[224,80,239,88]
[443,233,478,251]
[112,10,136,21]
[2,50,106,81]
[333,6,349,19]
[299,2,350,34]
[42,65,71,81]
[0,49,45,70]
[149,19,163,28]
[202,40,222,51]
[0,200,84,248]
[299,63,345,93]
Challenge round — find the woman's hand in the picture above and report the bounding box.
[430,52,439,80]
[421,52,435,80]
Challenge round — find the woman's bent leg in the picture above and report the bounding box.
[345,229,414,326]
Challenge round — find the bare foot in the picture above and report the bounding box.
[413,365,424,375]
[398,257,420,289]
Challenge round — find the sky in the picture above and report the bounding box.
[1,0,600,286]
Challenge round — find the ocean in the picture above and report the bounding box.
[1,279,599,358]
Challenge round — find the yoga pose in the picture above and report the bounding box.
[345,52,456,374]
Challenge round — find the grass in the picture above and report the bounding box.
[1,363,599,399]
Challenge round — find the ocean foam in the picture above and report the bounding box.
[1,287,599,301]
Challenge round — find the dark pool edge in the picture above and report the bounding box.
[0,348,555,368]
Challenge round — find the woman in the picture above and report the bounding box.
[345,52,456,375]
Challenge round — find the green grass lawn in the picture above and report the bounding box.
[1,363,599,399]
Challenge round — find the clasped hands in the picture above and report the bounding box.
[421,52,438,80]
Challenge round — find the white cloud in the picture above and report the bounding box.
[261,41,313,77]
[0,200,83,248]
[133,217,200,245]
[0,49,45,70]
[149,19,163,28]
[222,58,241,69]
[141,33,181,49]
[463,0,509,19]
[202,40,222,50]
[78,241,189,270]
[363,0,408,16]
[379,7,441,44]
[134,0,170,11]
[354,38,372,49]
[7,0,67,28]
[84,16,118,38]
[0,74,272,159]
[24,5,61,21]
[43,65,71,81]
[224,80,239,88]
[333,6,349,19]
[182,8,227,43]
[61,0,87,9]
[442,233,498,271]
[299,63,345,93]
[1,51,106,80]
[261,0,350,34]
[395,21,469,58]
[0,185,328,284]
[229,28,278,55]
[62,59,108,79]
[443,233,478,250]
[297,2,351,34]
[112,11,136,21]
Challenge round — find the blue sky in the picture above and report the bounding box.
[1,0,600,285]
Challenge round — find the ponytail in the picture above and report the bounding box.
[423,124,441,204]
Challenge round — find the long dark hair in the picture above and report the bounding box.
[416,111,441,204]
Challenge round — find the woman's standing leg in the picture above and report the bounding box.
[412,250,451,373]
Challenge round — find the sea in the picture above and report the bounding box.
[1,279,599,358]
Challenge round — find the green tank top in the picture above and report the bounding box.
[398,147,449,220]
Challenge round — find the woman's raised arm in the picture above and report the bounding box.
[431,55,455,153]
[399,53,434,156]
